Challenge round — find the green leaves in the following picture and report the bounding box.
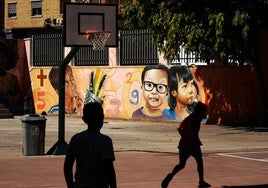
[233,11,250,39]
[119,0,268,64]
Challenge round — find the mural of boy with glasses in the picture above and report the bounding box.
[132,64,170,121]
[163,66,197,122]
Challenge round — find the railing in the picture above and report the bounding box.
[31,30,208,67]
[32,33,109,66]
[32,33,64,66]
[119,29,159,65]
[170,45,208,66]
[74,46,109,66]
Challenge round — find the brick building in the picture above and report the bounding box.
[2,0,126,38]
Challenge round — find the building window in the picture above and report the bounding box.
[8,3,17,18]
[31,0,42,17]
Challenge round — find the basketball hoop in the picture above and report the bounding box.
[86,30,111,50]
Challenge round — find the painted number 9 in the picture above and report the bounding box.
[130,89,139,105]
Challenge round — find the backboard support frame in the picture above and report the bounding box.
[63,3,118,47]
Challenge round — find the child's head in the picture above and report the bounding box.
[141,64,170,110]
[82,102,104,131]
[194,101,207,119]
[168,66,195,110]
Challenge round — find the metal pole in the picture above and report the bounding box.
[46,46,80,155]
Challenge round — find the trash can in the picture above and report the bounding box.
[21,114,47,156]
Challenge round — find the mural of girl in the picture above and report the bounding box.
[163,66,196,122]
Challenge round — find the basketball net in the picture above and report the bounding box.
[86,31,111,50]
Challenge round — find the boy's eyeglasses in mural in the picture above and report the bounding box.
[143,81,168,94]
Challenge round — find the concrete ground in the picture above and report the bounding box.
[0,115,267,188]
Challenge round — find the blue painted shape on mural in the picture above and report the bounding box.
[130,89,139,106]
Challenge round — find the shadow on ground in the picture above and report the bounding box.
[220,124,268,132]
[222,184,268,188]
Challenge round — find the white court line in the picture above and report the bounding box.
[217,151,268,163]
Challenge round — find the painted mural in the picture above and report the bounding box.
[30,64,262,124]
[132,64,169,121]
[1,38,266,124]
[30,64,211,122]
[31,66,147,119]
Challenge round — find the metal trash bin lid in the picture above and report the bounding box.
[87,91,104,104]
[21,114,47,122]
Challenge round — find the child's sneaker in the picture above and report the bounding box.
[198,181,211,187]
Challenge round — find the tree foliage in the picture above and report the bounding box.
[119,0,268,64]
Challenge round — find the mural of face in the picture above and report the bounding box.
[142,69,169,115]
[172,78,195,106]
[65,68,76,98]
[65,67,83,114]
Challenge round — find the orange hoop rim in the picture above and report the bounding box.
[86,30,111,35]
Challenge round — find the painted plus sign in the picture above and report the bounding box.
[37,69,47,86]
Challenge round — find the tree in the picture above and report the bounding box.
[119,0,268,64]
[119,0,268,125]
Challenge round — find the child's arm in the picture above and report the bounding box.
[177,122,183,134]
[104,160,117,188]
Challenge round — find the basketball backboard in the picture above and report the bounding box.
[63,3,118,47]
